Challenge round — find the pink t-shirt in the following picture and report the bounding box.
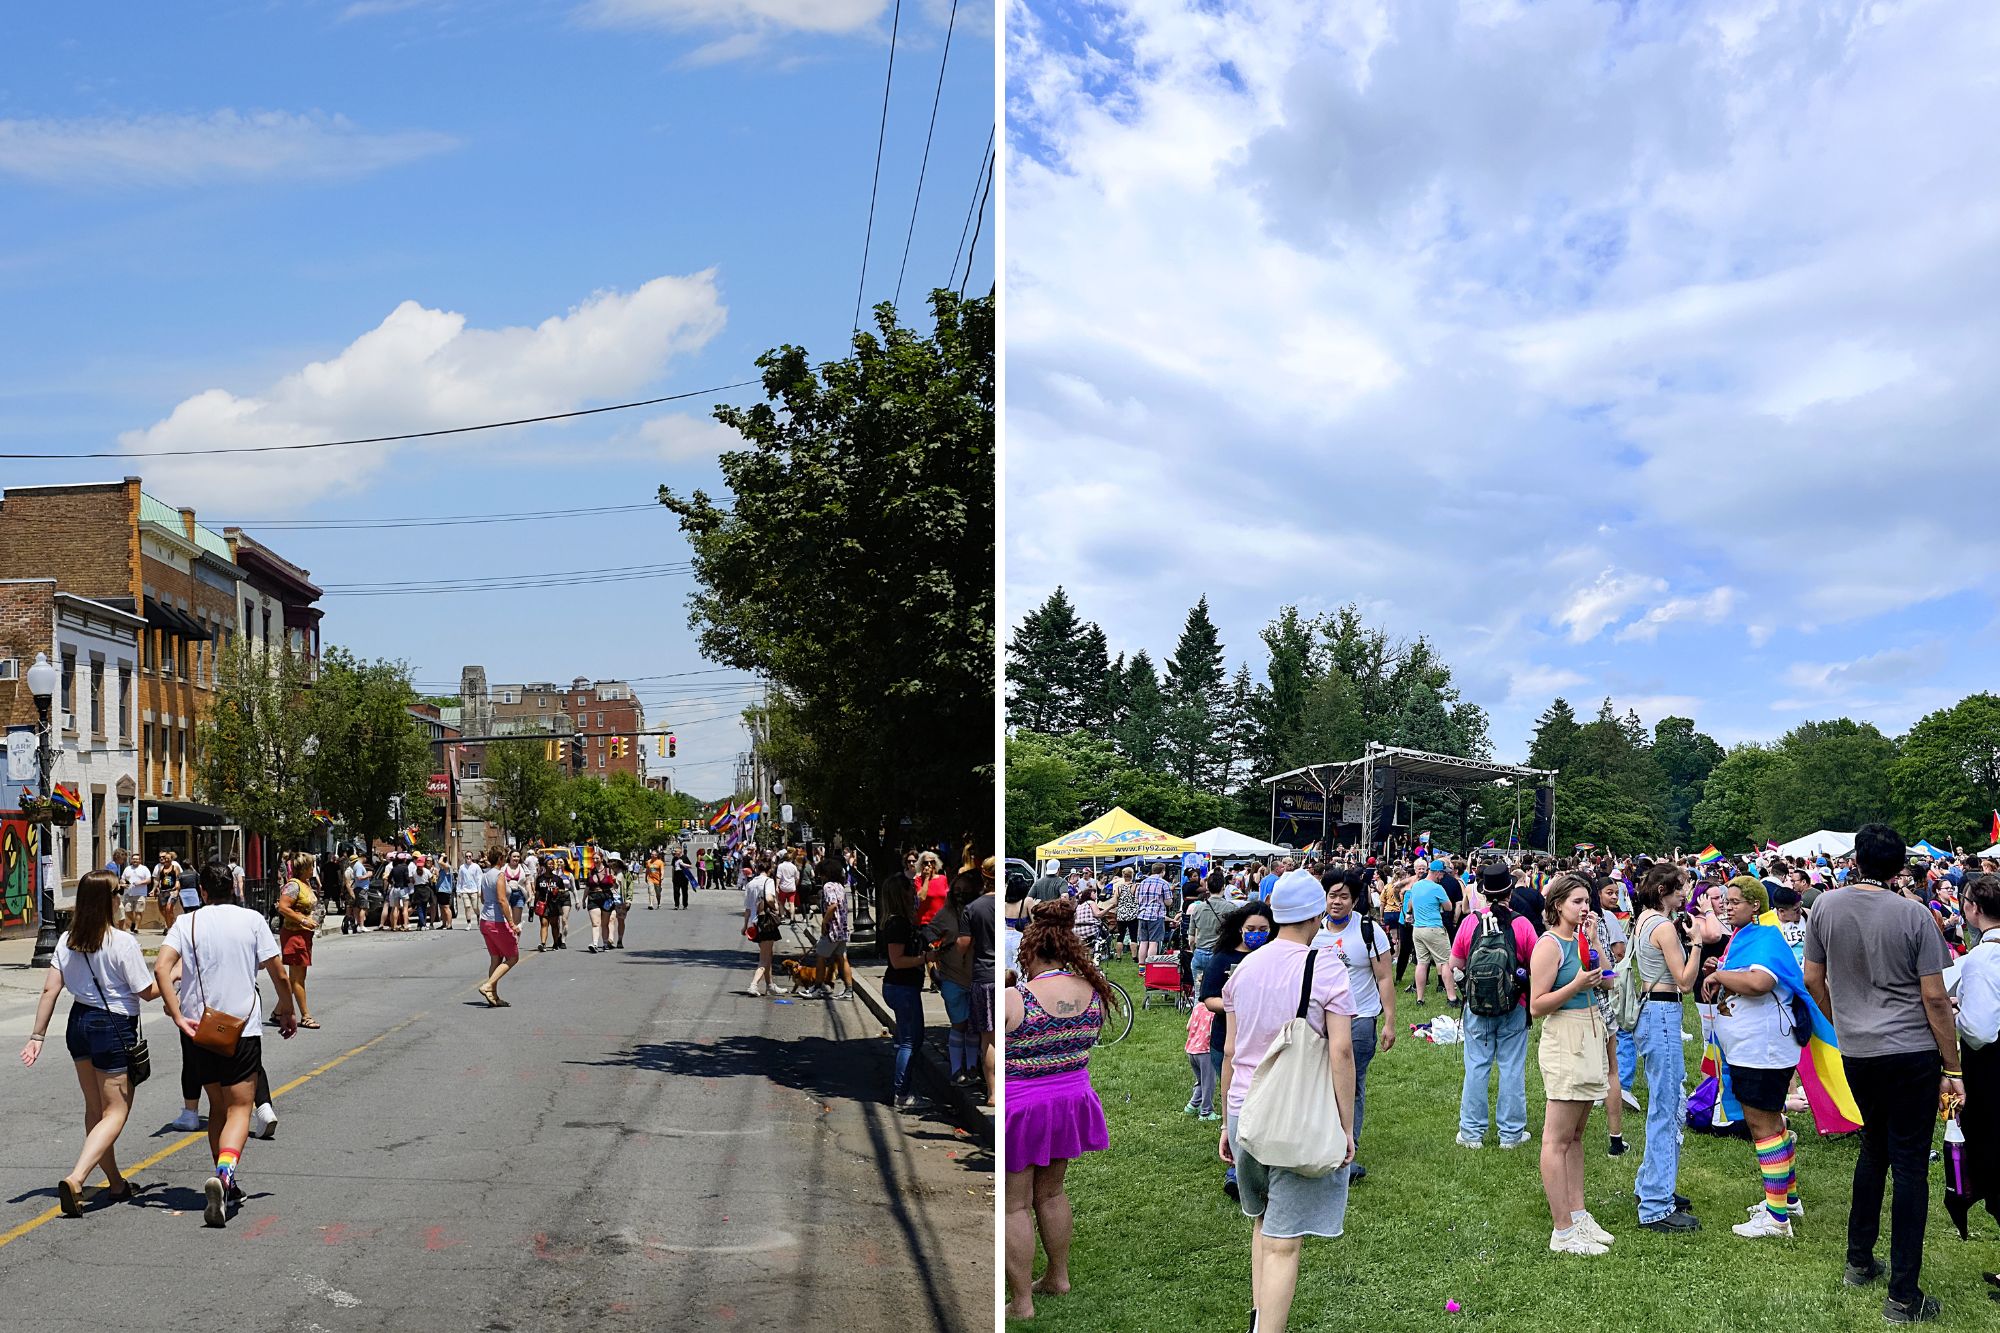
[1220,939,1356,1117]
[1450,913,1539,1011]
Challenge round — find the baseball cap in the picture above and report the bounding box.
[1268,869,1324,925]
[1430,858,1449,873]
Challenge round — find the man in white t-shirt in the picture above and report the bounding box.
[154,860,296,1228]
[774,852,801,921]
[121,858,153,928]
[1310,867,1394,1180]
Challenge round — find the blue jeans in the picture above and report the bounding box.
[1350,1013,1378,1147]
[1191,948,1214,988]
[1617,1026,1638,1091]
[1458,1006,1529,1142]
[1632,1000,1687,1223]
[883,981,924,1097]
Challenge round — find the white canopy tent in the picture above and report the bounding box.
[1776,829,1855,859]
[1981,843,2000,859]
[1188,827,1290,858]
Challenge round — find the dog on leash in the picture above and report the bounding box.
[777,954,840,990]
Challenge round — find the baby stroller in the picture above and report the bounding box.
[1141,951,1192,1012]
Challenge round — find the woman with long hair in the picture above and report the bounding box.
[1530,873,1614,1255]
[879,866,938,1109]
[20,870,160,1215]
[1004,898,1116,1320]
[741,854,781,998]
[273,854,321,1029]
[1628,862,1704,1235]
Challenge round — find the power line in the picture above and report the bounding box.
[951,129,995,290]
[215,503,664,531]
[323,561,686,590]
[960,136,995,299]
[324,567,692,597]
[852,0,905,335]
[893,0,958,309]
[0,380,759,461]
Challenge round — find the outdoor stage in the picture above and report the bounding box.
[1262,741,1558,855]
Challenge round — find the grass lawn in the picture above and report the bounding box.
[1008,973,2000,1332]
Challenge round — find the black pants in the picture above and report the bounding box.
[1394,916,1415,984]
[1964,1040,2000,1229]
[1844,1049,1942,1307]
[673,879,690,909]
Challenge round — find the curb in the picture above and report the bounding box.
[850,972,994,1150]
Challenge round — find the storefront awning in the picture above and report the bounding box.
[143,597,212,642]
[143,799,228,826]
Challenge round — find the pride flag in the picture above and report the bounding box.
[1990,810,1999,845]
[1715,920,1862,1134]
[51,784,83,819]
[1766,840,1780,853]
[740,799,763,822]
[709,803,737,832]
[1697,845,1724,864]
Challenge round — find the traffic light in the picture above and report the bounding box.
[656,735,665,757]
[544,739,557,762]
[569,734,585,771]
[668,733,676,758]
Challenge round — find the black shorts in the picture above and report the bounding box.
[179,1029,263,1090]
[1726,1061,1793,1112]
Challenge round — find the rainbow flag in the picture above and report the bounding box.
[709,803,737,832]
[1481,839,1497,849]
[1697,845,1724,864]
[51,784,83,819]
[1573,842,1596,851]
[576,843,598,879]
[1718,920,1862,1134]
[740,799,763,822]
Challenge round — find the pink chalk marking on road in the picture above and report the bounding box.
[320,1223,349,1246]
[240,1215,279,1240]
[424,1226,463,1250]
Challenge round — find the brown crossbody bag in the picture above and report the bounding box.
[188,911,247,1055]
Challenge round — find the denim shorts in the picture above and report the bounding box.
[65,1002,139,1074]
[1227,1113,1349,1239]
[939,978,972,1025]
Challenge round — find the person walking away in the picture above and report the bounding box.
[1186,885,1227,995]
[934,879,979,1087]
[1705,877,1812,1239]
[21,870,159,1215]
[1216,871,1357,1333]
[476,854,520,1007]
[774,849,801,922]
[1003,898,1114,1320]
[1185,991,1218,1119]
[385,853,412,931]
[1951,873,2000,1283]
[1406,864,1456,1006]
[1132,862,1174,968]
[1452,886,1538,1151]
[1803,823,1960,1323]
[1313,866,1393,1180]
[741,857,781,997]
[351,855,375,932]
[1528,875,1615,1255]
[154,862,298,1227]
[879,872,937,1110]
[535,860,566,953]
[814,862,856,1000]
[274,855,321,1030]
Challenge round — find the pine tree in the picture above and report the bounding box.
[1075,621,1113,732]
[1163,596,1228,787]
[1254,606,1318,774]
[1116,651,1168,769]
[1005,587,1087,732]
[1527,697,1581,773]
[1216,664,1260,793]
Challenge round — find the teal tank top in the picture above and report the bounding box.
[1554,935,1593,1011]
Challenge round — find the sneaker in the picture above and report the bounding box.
[1607,1134,1628,1157]
[829,989,853,1001]
[171,1108,203,1132]
[203,1175,228,1228]
[1348,1163,1367,1181]
[1845,1260,1884,1287]
[1455,1132,1484,1150]
[1640,1210,1702,1233]
[1573,1212,1615,1246]
[586,945,600,954]
[1199,1111,1223,1122]
[1183,1100,1202,1116]
[1883,1294,1941,1324]
[1500,1132,1532,1149]
[251,1103,278,1141]
[894,1094,932,1113]
[1620,1088,1641,1110]
[1747,1199,1805,1219]
[1549,1228,1608,1256]
[1732,1212,1793,1239]
[1223,1170,1239,1202]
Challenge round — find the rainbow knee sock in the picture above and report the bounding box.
[1755,1131,1795,1222]
[216,1147,240,1187]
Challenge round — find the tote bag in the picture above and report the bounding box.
[1235,949,1349,1178]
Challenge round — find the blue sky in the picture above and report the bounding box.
[0,0,993,800]
[1004,0,2000,759]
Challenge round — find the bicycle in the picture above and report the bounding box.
[1095,977,1134,1047]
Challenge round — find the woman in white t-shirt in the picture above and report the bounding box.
[1311,867,1395,1180]
[20,870,160,1216]
[742,855,781,997]
[1705,877,1805,1239]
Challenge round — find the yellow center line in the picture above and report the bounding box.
[0,1012,425,1251]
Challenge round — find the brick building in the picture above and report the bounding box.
[565,677,647,780]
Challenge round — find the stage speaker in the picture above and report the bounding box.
[1531,784,1555,851]
[1371,767,1399,841]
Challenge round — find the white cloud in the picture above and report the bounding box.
[0,111,455,187]
[121,272,727,510]
[1557,569,1666,643]
[1506,664,1589,703]
[580,0,884,36]
[1615,587,1737,643]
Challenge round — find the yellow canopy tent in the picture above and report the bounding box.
[1035,807,1195,861]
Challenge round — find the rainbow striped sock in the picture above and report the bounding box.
[216,1148,240,1187]
[1755,1131,1794,1223]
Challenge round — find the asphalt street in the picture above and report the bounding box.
[0,890,994,1332]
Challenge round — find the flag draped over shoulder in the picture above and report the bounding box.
[1715,920,1862,1133]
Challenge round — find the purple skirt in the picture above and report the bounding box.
[1005,1067,1109,1170]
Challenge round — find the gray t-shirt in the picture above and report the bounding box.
[1185,897,1227,952]
[1802,885,1951,1059]
[480,867,503,924]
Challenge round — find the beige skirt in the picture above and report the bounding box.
[1538,1006,1609,1102]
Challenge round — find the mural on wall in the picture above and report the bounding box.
[0,818,31,929]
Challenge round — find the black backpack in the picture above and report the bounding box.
[1464,913,1523,1018]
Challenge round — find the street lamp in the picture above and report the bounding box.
[25,652,61,968]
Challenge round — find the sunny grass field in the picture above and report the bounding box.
[1009,973,2000,1333]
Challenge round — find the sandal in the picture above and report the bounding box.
[298,1018,321,1029]
[477,987,499,1007]
[57,1179,82,1217]
[100,1182,134,1202]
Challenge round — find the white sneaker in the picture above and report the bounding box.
[252,1103,278,1140]
[1573,1212,1614,1246]
[1500,1131,1533,1149]
[171,1108,204,1132]
[1549,1228,1609,1256]
[1620,1088,1641,1111]
[1746,1199,1804,1218]
[1455,1133,1484,1150]
[1732,1211,1793,1238]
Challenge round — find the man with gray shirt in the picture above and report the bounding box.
[1803,823,1962,1325]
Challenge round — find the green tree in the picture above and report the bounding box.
[1527,697,1582,774]
[1074,621,1113,733]
[1253,606,1318,773]
[1114,652,1167,768]
[1889,693,2000,847]
[1552,774,1667,853]
[659,289,992,867]
[194,637,320,853]
[477,739,564,845]
[1006,586,1091,733]
[1162,596,1227,788]
[304,648,432,846]
[1005,732,1081,856]
[1691,745,1782,851]
[1652,715,1724,844]
[1763,718,1896,837]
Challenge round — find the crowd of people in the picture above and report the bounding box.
[1004,825,2000,1328]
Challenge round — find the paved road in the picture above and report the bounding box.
[0,891,993,1332]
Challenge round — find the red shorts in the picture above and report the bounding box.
[280,929,313,968]
[778,889,797,904]
[480,919,520,962]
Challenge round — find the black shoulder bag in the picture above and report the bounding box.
[83,947,151,1086]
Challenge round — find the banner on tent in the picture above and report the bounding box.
[1273,787,1327,846]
